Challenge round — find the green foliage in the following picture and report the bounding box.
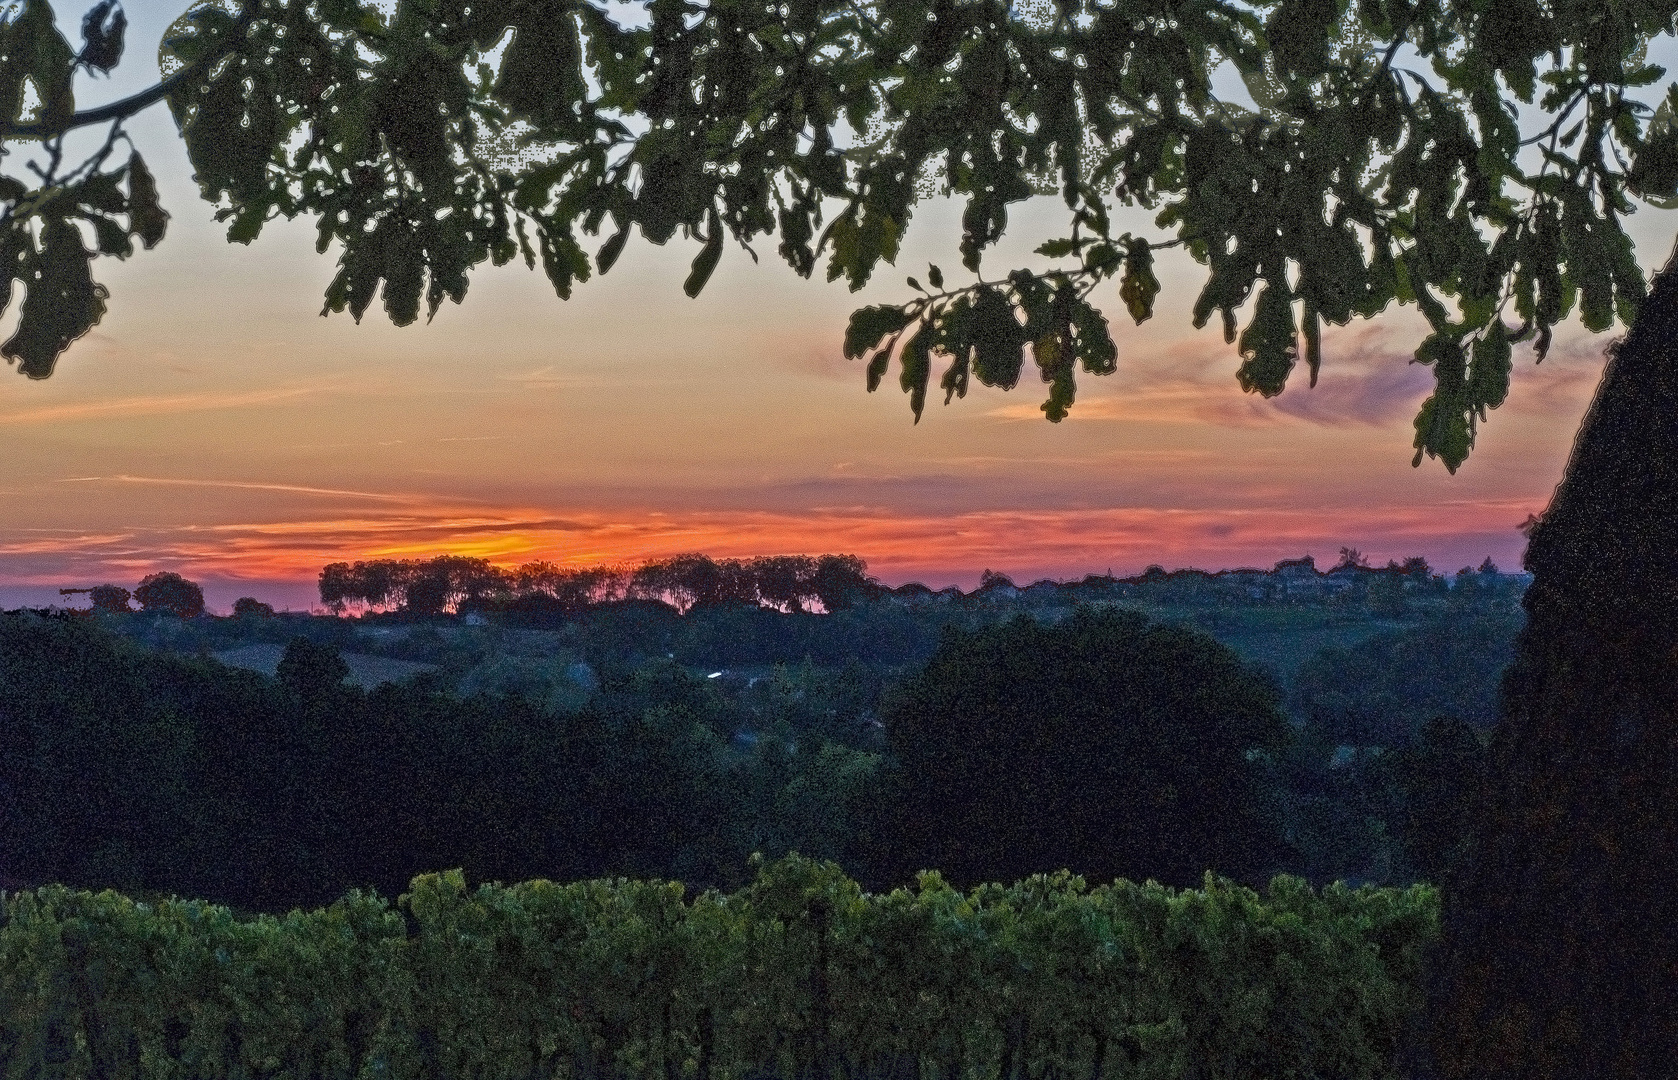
[0,853,1441,1080]
[0,0,1672,468]
[0,573,1522,914]
[1384,714,1490,887]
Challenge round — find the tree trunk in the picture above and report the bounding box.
[1413,239,1678,1078]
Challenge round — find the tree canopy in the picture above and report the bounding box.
[132,569,205,616]
[877,608,1296,891]
[5,0,1678,470]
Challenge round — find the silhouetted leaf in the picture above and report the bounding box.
[73,171,125,215]
[1301,299,1322,387]
[684,212,724,298]
[78,0,126,75]
[2,219,106,379]
[971,286,1024,389]
[90,215,130,257]
[1072,300,1117,375]
[932,295,974,403]
[1630,88,1678,204]
[383,229,424,327]
[322,224,387,323]
[596,227,630,274]
[1411,334,1471,472]
[865,338,896,392]
[1041,365,1075,421]
[900,321,931,422]
[1468,319,1512,413]
[1119,241,1160,324]
[125,153,168,249]
[225,205,264,245]
[0,228,19,318]
[844,304,914,360]
[1235,282,1296,398]
[11,0,75,126]
[496,3,587,133]
[541,229,592,300]
[182,59,275,205]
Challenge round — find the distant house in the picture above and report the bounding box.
[1273,556,1324,597]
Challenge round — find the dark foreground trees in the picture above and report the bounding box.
[0,609,888,913]
[8,0,1678,1072]
[877,609,1296,893]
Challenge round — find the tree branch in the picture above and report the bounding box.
[0,2,257,143]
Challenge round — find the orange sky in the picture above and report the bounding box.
[3,3,1674,613]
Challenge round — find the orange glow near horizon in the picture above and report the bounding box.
[1,492,1550,604]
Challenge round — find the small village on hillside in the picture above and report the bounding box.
[882,552,1529,609]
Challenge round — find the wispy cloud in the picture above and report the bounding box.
[0,387,315,425]
[87,476,423,502]
[496,365,612,391]
[0,533,136,556]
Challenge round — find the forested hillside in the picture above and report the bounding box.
[0,566,1516,915]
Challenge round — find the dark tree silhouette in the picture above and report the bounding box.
[1388,715,1490,893]
[132,572,204,618]
[807,554,881,611]
[83,584,132,613]
[276,636,350,697]
[1418,242,1678,1080]
[879,609,1295,893]
[231,596,275,617]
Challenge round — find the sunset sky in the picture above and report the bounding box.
[4,2,1677,613]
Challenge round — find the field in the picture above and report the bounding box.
[212,642,437,690]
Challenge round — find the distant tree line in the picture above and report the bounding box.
[58,572,281,619]
[317,553,882,616]
[58,572,208,618]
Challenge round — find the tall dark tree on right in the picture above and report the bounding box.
[1413,243,1678,1080]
